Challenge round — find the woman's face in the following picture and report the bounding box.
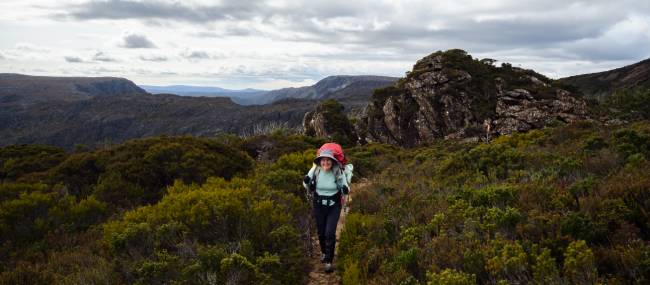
[320,157,333,171]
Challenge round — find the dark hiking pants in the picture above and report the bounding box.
[313,192,342,263]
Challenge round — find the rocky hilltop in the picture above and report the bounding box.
[0,73,147,104]
[357,49,588,147]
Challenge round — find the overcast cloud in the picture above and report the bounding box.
[93,51,119,62]
[140,54,169,62]
[0,0,649,89]
[64,56,85,63]
[120,34,157,48]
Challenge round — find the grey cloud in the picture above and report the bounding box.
[180,50,223,61]
[88,66,121,74]
[92,51,118,62]
[140,54,168,61]
[50,0,650,80]
[564,39,650,61]
[65,56,85,63]
[59,0,650,51]
[121,34,156,48]
[62,0,372,29]
[60,0,645,59]
[195,26,257,38]
[67,0,266,23]
[186,51,209,59]
[15,43,51,52]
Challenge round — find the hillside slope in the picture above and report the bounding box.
[262,75,397,104]
[560,58,650,100]
[0,93,316,149]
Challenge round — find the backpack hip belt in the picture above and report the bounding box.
[314,192,341,207]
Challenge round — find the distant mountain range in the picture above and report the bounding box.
[0,92,317,149]
[139,85,268,105]
[140,75,398,105]
[0,73,396,149]
[1,55,648,149]
[140,85,265,94]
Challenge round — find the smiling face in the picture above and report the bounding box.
[319,157,333,171]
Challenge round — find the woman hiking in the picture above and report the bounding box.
[303,144,351,273]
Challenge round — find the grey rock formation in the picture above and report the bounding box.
[360,49,588,147]
[303,110,328,138]
[303,99,357,146]
[493,88,587,135]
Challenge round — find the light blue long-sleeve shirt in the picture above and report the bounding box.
[305,165,349,197]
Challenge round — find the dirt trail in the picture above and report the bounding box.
[306,181,368,285]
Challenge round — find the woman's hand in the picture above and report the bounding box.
[341,194,347,206]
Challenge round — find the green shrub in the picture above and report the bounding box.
[532,249,561,285]
[427,268,476,285]
[50,136,254,207]
[604,89,650,120]
[0,145,67,182]
[102,177,308,284]
[485,239,530,284]
[564,240,597,285]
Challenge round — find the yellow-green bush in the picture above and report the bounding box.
[103,177,308,284]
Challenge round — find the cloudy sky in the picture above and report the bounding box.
[1,0,649,89]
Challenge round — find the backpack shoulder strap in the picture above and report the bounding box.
[312,166,320,185]
[334,165,345,187]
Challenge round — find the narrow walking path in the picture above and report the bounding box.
[306,181,369,285]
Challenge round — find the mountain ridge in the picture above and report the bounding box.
[139,75,398,105]
[0,73,147,104]
[559,57,650,99]
[261,75,398,104]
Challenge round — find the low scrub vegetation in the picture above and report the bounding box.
[1,121,649,284]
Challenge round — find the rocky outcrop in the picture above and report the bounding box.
[359,49,588,147]
[303,99,357,146]
[493,88,587,134]
[303,110,328,138]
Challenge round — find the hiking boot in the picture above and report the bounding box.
[324,263,334,273]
